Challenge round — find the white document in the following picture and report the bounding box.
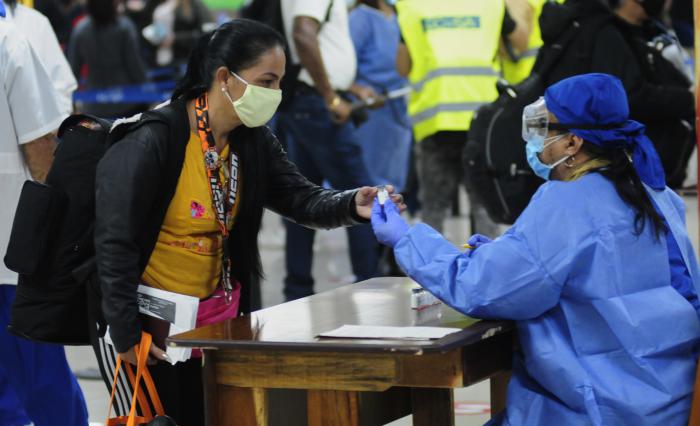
[318,325,461,341]
[105,285,199,365]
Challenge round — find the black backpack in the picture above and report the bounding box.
[463,3,611,224]
[241,0,333,110]
[4,109,178,345]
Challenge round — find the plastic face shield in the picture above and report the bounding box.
[522,97,550,147]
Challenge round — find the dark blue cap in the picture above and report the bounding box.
[544,73,666,190]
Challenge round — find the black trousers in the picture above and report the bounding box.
[87,277,205,425]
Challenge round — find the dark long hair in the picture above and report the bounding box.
[171,19,285,101]
[583,142,667,239]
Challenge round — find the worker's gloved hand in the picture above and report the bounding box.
[468,234,492,247]
[466,234,492,257]
[371,198,410,248]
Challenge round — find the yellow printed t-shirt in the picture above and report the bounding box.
[142,133,234,299]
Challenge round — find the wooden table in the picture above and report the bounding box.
[168,277,514,426]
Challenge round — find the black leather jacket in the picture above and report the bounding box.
[95,100,364,352]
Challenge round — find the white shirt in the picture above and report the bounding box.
[281,0,357,90]
[0,22,66,285]
[3,2,77,116]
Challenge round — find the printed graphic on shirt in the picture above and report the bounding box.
[166,234,223,254]
[191,200,206,219]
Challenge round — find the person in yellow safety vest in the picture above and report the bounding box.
[501,0,565,85]
[396,0,527,235]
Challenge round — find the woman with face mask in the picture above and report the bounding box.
[91,19,403,425]
[371,73,700,425]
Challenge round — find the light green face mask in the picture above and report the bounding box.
[223,71,282,128]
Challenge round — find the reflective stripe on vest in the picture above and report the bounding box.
[412,67,500,93]
[501,0,564,84]
[521,47,540,59]
[410,102,485,125]
[397,0,504,140]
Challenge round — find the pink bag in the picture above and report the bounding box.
[191,281,241,358]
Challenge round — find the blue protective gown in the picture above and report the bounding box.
[349,5,412,191]
[394,173,700,425]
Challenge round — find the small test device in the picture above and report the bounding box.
[377,186,389,205]
[410,288,441,310]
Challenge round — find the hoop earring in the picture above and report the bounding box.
[564,156,575,168]
[624,150,633,164]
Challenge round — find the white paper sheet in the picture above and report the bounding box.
[104,285,199,365]
[318,325,461,341]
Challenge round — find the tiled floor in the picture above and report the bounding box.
[66,191,700,426]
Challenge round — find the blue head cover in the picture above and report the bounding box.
[0,1,5,17]
[543,73,666,190]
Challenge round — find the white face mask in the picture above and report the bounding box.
[222,71,282,128]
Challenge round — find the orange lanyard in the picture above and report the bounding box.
[194,93,241,303]
[194,93,240,237]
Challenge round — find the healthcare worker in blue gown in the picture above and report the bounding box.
[371,73,700,425]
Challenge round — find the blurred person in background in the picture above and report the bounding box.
[145,0,215,67]
[277,0,380,301]
[670,0,693,49]
[2,0,77,116]
[349,0,412,193]
[500,0,548,85]
[611,0,695,187]
[0,12,88,426]
[68,0,148,118]
[396,0,527,236]
[540,0,694,188]
[34,0,85,48]
[171,0,214,64]
[122,0,163,67]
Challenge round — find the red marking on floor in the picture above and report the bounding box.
[454,401,491,416]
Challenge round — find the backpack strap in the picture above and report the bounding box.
[148,101,190,153]
[107,101,186,147]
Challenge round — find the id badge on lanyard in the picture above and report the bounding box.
[195,93,241,304]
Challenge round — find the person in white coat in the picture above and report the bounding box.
[2,0,77,116]
[0,10,87,426]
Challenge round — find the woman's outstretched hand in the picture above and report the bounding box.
[354,185,405,220]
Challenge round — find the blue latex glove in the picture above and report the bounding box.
[466,234,492,257]
[371,198,410,248]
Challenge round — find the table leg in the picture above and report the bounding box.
[410,388,454,426]
[490,371,511,417]
[203,351,267,426]
[203,352,219,426]
[219,386,267,426]
[307,390,359,426]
